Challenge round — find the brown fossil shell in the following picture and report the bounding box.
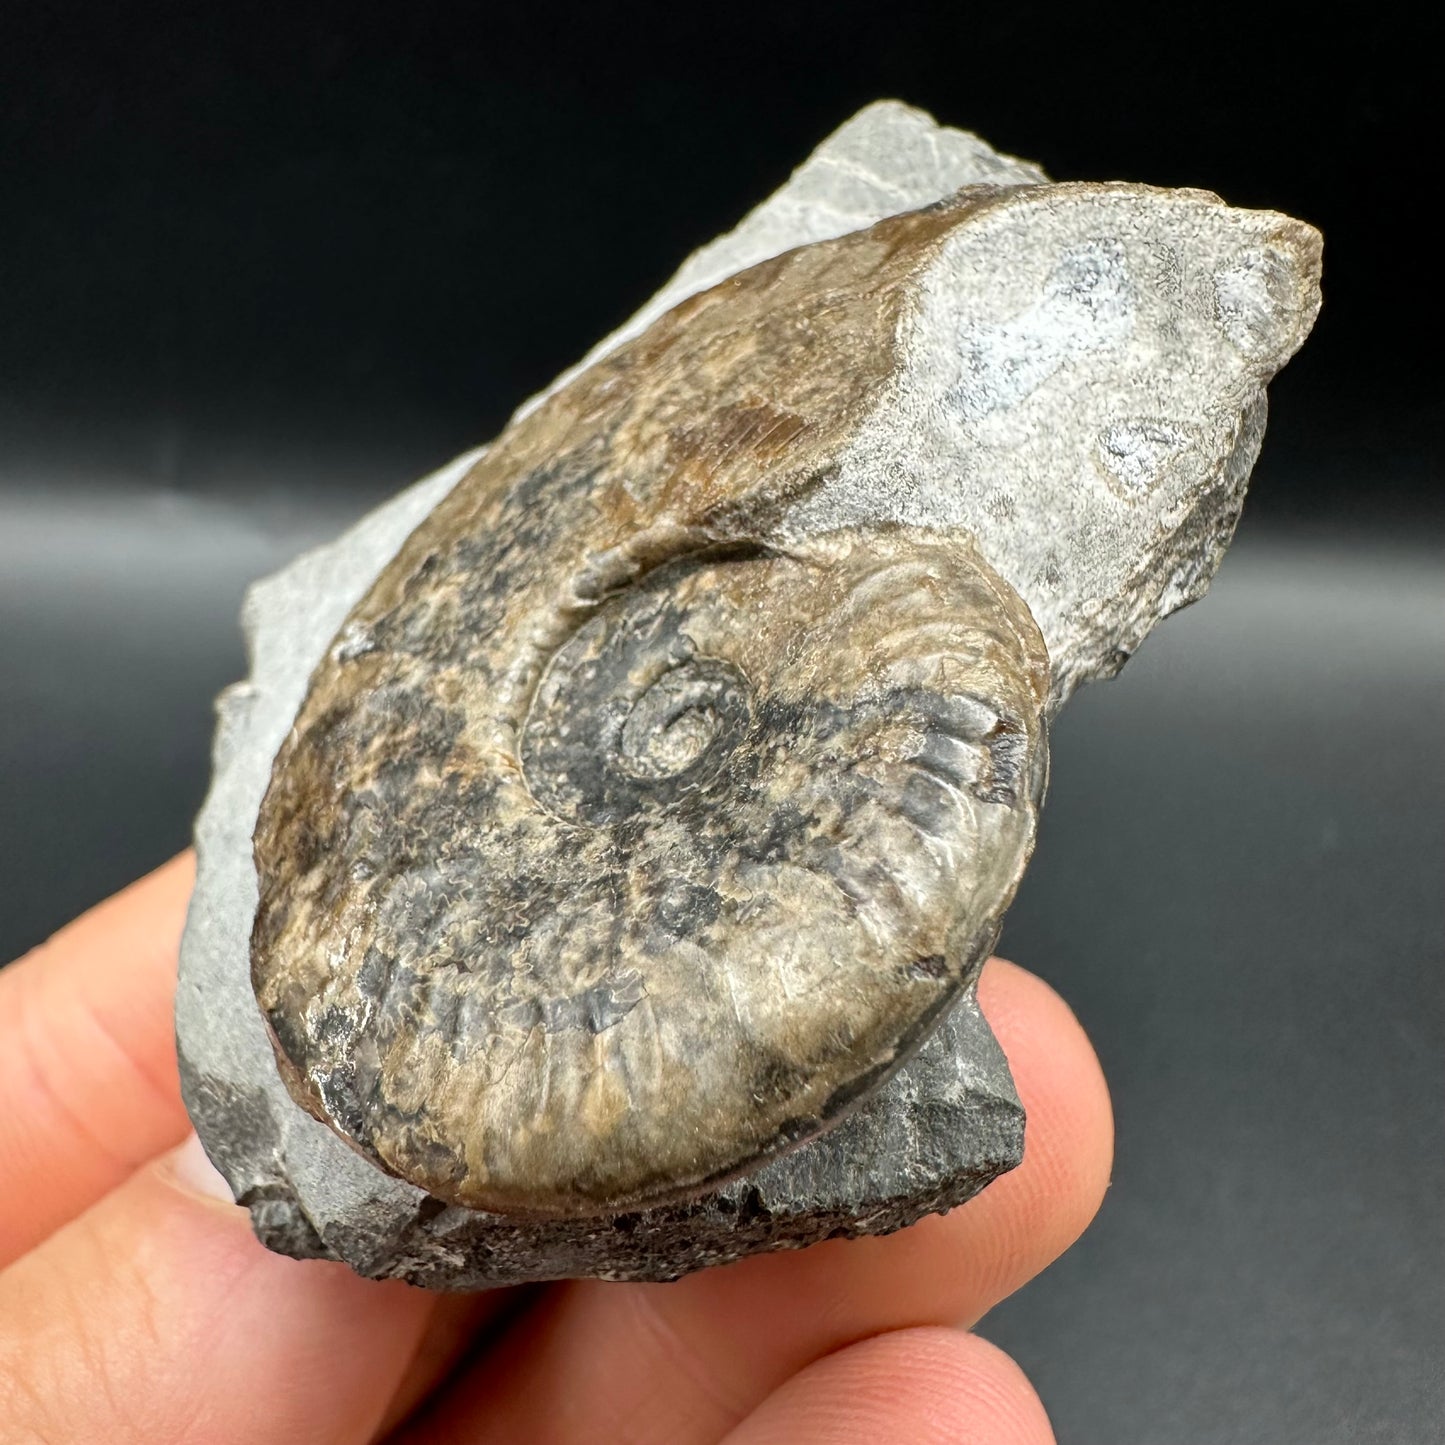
[250,194,1052,1216]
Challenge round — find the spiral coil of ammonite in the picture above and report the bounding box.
[250,195,1053,1216]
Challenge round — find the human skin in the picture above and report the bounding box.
[0,855,1112,1444]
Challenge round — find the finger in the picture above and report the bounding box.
[394,957,1111,1445]
[719,1327,1054,1445]
[375,1292,522,1440]
[0,1133,438,1445]
[0,854,195,1264]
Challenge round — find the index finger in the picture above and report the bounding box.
[0,854,194,1264]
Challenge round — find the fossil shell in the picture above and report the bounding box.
[250,177,1320,1218]
[252,192,1051,1215]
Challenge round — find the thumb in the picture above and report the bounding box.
[0,1133,435,1445]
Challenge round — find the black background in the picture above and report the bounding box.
[2,4,1440,1442]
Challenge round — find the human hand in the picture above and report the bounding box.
[0,855,1111,1444]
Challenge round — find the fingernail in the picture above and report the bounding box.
[165,1132,241,1206]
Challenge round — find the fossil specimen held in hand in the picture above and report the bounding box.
[180,103,1321,1286]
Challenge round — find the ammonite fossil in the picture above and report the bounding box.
[246,163,1321,1225]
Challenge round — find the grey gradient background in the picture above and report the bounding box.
[1,4,1440,1442]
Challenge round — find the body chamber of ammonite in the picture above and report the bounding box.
[178,103,1320,1286]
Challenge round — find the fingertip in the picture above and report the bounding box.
[974,956,1114,1269]
[720,1326,1056,1445]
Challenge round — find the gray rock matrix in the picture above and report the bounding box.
[177,101,1319,1286]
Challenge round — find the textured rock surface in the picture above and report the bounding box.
[177,101,1321,1286]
